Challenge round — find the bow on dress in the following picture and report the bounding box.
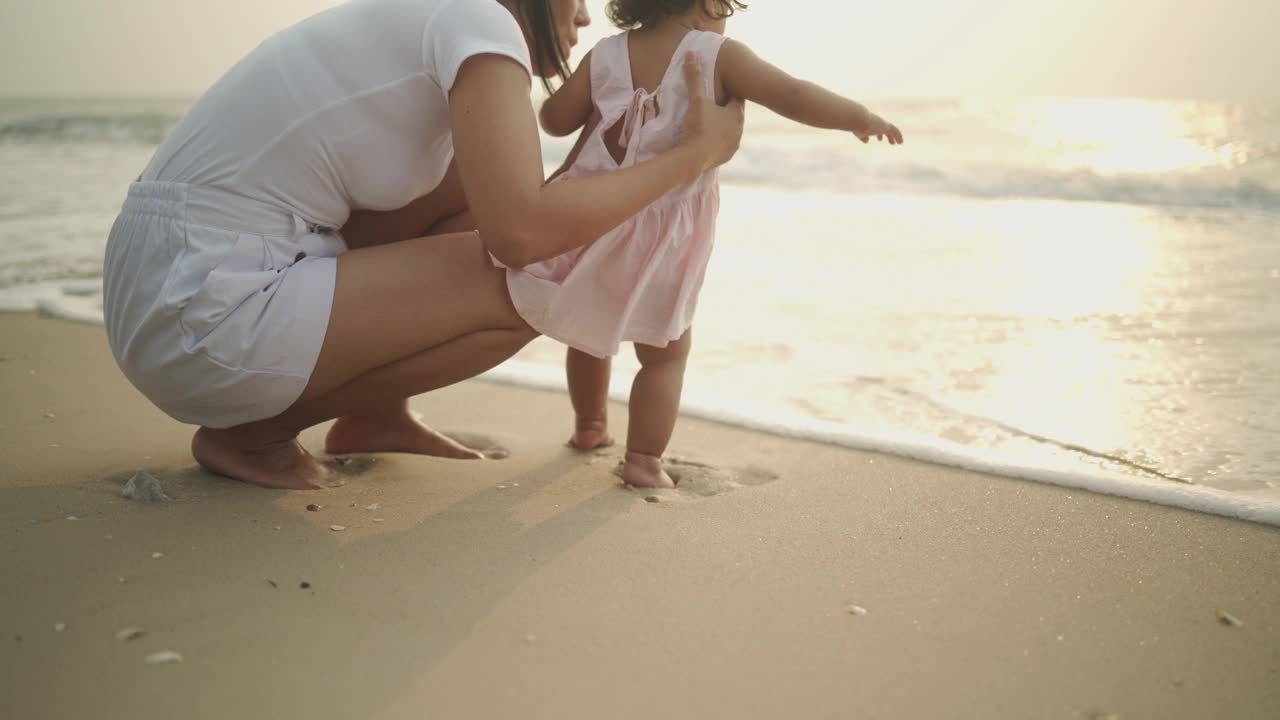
[617,88,661,167]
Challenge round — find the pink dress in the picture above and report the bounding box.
[503,30,727,359]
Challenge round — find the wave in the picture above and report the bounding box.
[722,149,1280,213]
[0,113,179,145]
[5,105,1278,211]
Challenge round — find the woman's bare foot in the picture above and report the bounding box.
[569,417,614,450]
[192,427,335,490]
[620,451,675,489]
[324,409,483,459]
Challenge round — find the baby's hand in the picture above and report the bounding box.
[855,114,904,145]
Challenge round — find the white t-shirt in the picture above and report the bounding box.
[141,0,533,227]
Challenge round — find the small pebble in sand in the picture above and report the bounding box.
[366,503,381,511]
[44,412,55,419]
[117,577,127,584]
[1218,610,1243,627]
[847,605,868,616]
[372,518,385,523]
[115,627,146,642]
[300,581,312,589]
[497,485,507,490]
[65,516,79,521]
[267,580,278,589]
[123,471,171,502]
[644,496,660,504]
[273,526,281,531]
[54,622,66,632]
[306,504,321,512]
[329,525,346,532]
[524,634,537,644]
[144,651,183,665]
[151,552,164,559]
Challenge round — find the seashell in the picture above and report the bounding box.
[122,471,170,502]
[329,525,346,532]
[144,650,183,665]
[847,605,868,616]
[54,622,66,632]
[366,503,381,510]
[115,627,146,642]
[1218,610,1243,627]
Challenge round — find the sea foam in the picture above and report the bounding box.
[0,278,104,325]
[480,361,1280,527]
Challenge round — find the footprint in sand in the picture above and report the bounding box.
[607,455,780,500]
[441,432,511,460]
[328,455,380,476]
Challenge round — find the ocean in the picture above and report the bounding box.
[1,96,1277,520]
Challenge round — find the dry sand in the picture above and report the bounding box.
[1,312,1277,719]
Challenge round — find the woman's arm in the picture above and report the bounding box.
[718,39,901,144]
[539,51,594,137]
[451,53,743,269]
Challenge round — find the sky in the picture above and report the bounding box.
[0,0,1276,102]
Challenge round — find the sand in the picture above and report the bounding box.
[1,312,1277,719]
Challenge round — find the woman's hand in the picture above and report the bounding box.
[681,53,745,171]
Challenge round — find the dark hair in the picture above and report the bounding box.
[607,0,748,30]
[524,0,571,92]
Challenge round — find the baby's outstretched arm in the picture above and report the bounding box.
[539,51,594,137]
[717,40,902,145]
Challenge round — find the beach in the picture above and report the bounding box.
[2,312,1277,719]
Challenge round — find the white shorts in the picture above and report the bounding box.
[103,181,345,428]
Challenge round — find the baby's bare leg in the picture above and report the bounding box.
[566,347,614,449]
[621,329,692,489]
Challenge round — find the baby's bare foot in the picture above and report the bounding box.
[193,427,335,490]
[568,417,614,450]
[619,451,675,489]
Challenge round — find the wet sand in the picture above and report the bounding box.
[1,312,1277,719]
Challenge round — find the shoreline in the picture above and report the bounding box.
[5,295,1278,525]
[2,312,1278,718]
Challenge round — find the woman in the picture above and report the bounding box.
[102,0,744,490]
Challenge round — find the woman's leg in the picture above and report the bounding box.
[308,166,489,461]
[620,329,693,489]
[192,232,537,490]
[566,347,613,449]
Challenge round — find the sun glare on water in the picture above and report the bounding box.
[1014,98,1250,174]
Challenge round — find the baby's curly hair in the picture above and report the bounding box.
[607,0,748,30]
